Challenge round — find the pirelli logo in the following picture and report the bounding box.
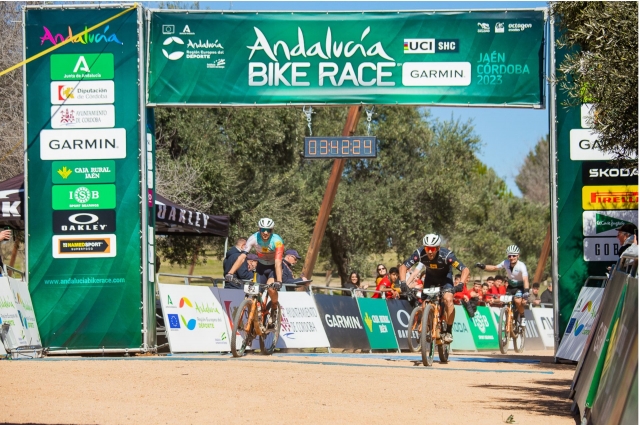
[582,185,638,210]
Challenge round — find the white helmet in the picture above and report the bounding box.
[506,245,520,255]
[258,217,275,229]
[423,234,442,247]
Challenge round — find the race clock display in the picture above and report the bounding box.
[304,137,377,159]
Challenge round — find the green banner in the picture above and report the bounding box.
[467,306,499,350]
[356,298,398,350]
[148,11,544,106]
[25,6,143,349]
[450,305,477,351]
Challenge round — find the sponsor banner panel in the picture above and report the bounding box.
[50,53,114,80]
[569,129,616,161]
[213,288,246,352]
[276,292,329,348]
[50,80,115,104]
[386,299,414,350]
[8,278,42,347]
[313,293,370,350]
[581,185,638,211]
[52,210,116,235]
[523,309,546,351]
[531,307,555,348]
[52,234,116,258]
[52,184,116,210]
[450,305,477,351]
[52,160,116,184]
[467,306,499,350]
[148,11,544,106]
[159,283,230,352]
[0,277,29,348]
[582,210,638,237]
[51,105,115,129]
[40,128,126,160]
[557,287,604,361]
[356,298,398,350]
[582,161,638,186]
[583,237,622,262]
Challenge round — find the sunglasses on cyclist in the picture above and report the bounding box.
[508,254,518,258]
[425,246,438,253]
[260,228,272,233]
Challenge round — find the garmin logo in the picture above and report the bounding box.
[324,314,363,329]
[40,129,126,160]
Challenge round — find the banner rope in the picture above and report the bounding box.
[0,4,138,78]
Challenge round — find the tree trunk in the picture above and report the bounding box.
[327,231,350,287]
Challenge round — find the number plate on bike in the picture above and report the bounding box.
[423,287,439,296]
[244,284,259,295]
[500,295,513,302]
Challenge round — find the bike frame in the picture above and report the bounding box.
[244,288,272,337]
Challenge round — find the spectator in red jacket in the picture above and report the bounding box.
[372,267,399,299]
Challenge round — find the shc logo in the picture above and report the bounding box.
[163,37,184,60]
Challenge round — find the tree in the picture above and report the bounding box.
[552,2,638,162]
[515,136,550,205]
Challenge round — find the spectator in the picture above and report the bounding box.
[616,223,638,258]
[492,275,507,295]
[223,237,248,277]
[349,272,367,298]
[276,249,308,291]
[375,264,388,285]
[388,267,402,296]
[225,253,258,289]
[481,283,492,302]
[528,282,542,307]
[486,276,495,292]
[372,266,399,299]
[541,281,554,305]
[454,274,462,286]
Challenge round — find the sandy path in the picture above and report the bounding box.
[0,353,576,425]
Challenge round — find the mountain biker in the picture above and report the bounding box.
[225,218,284,320]
[475,244,529,322]
[399,234,470,343]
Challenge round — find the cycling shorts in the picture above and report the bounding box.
[506,285,525,296]
[256,262,275,285]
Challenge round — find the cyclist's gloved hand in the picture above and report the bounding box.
[475,263,486,270]
[270,281,282,290]
[399,280,408,292]
[454,283,464,293]
[522,292,530,299]
[224,273,234,282]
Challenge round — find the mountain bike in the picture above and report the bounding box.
[407,288,425,352]
[230,280,282,357]
[497,294,525,354]
[420,287,451,366]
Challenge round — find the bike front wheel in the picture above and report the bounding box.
[231,299,255,358]
[438,341,450,363]
[260,301,282,355]
[421,304,435,366]
[407,306,422,353]
[498,307,509,355]
[513,316,525,353]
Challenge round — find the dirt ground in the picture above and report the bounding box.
[0,351,577,425]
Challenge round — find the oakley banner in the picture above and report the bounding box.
[148,11,544,106]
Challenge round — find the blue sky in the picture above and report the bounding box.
[147,1,550,196]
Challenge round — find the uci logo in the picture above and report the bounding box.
[162,36,184,60]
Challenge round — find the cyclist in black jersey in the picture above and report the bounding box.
[399,233,469,343]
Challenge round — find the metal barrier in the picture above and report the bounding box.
[310,285,354,296]
[5,266,25,280]
[157,273,222,286]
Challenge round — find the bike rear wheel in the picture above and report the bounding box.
[421,304,435,366]
[513,315,525,353]
[231,299,254,358]
[498,307,509,354]
[260,301,282,355]
[407,306,422,352]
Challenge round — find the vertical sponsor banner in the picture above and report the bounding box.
[214,288,246,352]
[467,306,499,350]
[554,23,638,340]
[386,299,414,350]
[8,278,42,347]
[450,305,477,351]
[356,298,398,350]
[275,292,329,349]
[0,277,28,348]
[522,309,546,351]
[556,287,604,361]
[313,294,370,350]
[531,307,555,349]
[145,108,156,347]
[25,6,144,349]
[159,284,230,352]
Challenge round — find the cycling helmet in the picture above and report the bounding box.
[423,234,442,247]
[506,245,520,255]
[258,217,275,229]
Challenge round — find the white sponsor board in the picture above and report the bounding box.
[570,129,615,161]
[557,287,604,361]
[0,276,28,348]
[276,292,329,349]
[531,307,554,348]
[52,234,117,259]
[40,128,126,160]
[583,210,638,237]
[583,237,621,262]
[8,278,42,347]
[213,288,247,352]
[51,105,115,129]
[50,80,115,105]
[159,284,231,353]
[402,62,471,86]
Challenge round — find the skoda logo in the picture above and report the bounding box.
[68,213,99,225]
[162,36,184,60]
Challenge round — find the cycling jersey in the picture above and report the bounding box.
[496,260,528,287]
[403,247,466,287]
[243,232,285,265]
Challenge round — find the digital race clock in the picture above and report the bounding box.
[304,137,377,159]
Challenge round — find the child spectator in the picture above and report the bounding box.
[372,267,399,299]
[528,282,542,306]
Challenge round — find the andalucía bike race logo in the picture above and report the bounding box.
[40,25,123,46]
